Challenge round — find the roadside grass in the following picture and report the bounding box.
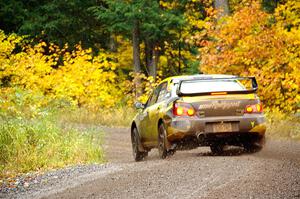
[59,106,137,127]
[266,111,300,141]
[0,97,298,180]
[60,107,300,141]
[0,112,105,180]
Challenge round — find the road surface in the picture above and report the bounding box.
[13,127,300,198]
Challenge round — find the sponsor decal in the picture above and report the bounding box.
[199,101,241,110]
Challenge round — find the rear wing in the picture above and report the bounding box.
[176,76,258,97]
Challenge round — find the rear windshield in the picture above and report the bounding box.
[179,80,246,94]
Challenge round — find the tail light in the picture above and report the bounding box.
[173,102,195,116]
[245,103,263,113]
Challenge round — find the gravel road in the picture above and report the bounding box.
[2,126,300,199]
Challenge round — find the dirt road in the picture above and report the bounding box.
[20,127,300,198]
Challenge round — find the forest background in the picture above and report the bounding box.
[0,0,299,178]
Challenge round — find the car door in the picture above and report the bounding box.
[144,82,169,142]
[139,84,162,143]
[138,88,160,143]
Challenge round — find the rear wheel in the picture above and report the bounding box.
[158,123,169,159]
[210,144,224,155]
[243,143,263,153]
[131,128,148,161]
[243,135,265,153]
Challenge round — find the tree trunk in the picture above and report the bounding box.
[144,39,153,76]
[109,34,117,52]
[132,20,142,97]
[148,48,158,79]
[133,20,141,73]
[214,0,230,18]
[152,48,159,80]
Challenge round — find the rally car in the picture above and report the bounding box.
[131,74,266,161]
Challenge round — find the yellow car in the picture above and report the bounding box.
[131,74,266,161]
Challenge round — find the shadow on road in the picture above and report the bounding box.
[196,147,255,157]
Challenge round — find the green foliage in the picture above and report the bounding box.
[91,0,184,38]
[0,93,105,179]
[0,0,107,49]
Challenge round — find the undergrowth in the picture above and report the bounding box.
[0,109,105,179]
[59,107,137,127]
[265,110,300,141]
[0,88,298,180]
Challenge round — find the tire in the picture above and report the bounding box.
[131,128,148,161]
[210,144,224,155]
[243,143,263,153]
[158,123,168,159]
[244,136,265,153]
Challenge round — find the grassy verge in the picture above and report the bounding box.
[0,113,105,179]
[1,101,298,179]
[59,107,137,127]
[266,113,300,141]
[60,107,300,141]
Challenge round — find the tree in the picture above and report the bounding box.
[91,0,185,77]
[0,0,107,49]
[214,0,230,17]
[200,2,300,113]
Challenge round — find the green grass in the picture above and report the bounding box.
[0,113,105,179]
[1,98,298,180]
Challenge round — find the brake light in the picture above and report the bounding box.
[173,102,195,116]
[246,106,253,113]
[245,103,263,113]
[256,104,262,112]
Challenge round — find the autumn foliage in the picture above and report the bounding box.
[0,1,299,114]
[0,32,126,110]
[200,2,300,113]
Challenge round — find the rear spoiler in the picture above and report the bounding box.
[176,76,258,97]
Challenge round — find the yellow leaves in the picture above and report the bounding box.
[275,0,300,31]
[0,31,124,109]
[200,2,300,113]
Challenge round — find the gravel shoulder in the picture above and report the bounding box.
[1,126,300,199]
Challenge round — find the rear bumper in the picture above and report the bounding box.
[166,114,266,142]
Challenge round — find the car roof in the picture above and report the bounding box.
[162,74,238,84]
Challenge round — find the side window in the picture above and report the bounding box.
[157,82,168,103]
[145,85,161,108]
[145,92,154,108]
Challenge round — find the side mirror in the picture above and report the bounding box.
[165,93,171,98]
[134,102,145,109]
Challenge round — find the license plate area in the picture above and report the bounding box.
[205,122,239,133]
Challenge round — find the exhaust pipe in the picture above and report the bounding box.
[196,131,205,143]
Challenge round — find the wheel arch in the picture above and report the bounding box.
[131,121,137,134]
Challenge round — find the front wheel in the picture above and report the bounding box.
[131,128,148,161]
[158,123,169,159]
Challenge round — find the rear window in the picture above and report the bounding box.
[179,80,246,94]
